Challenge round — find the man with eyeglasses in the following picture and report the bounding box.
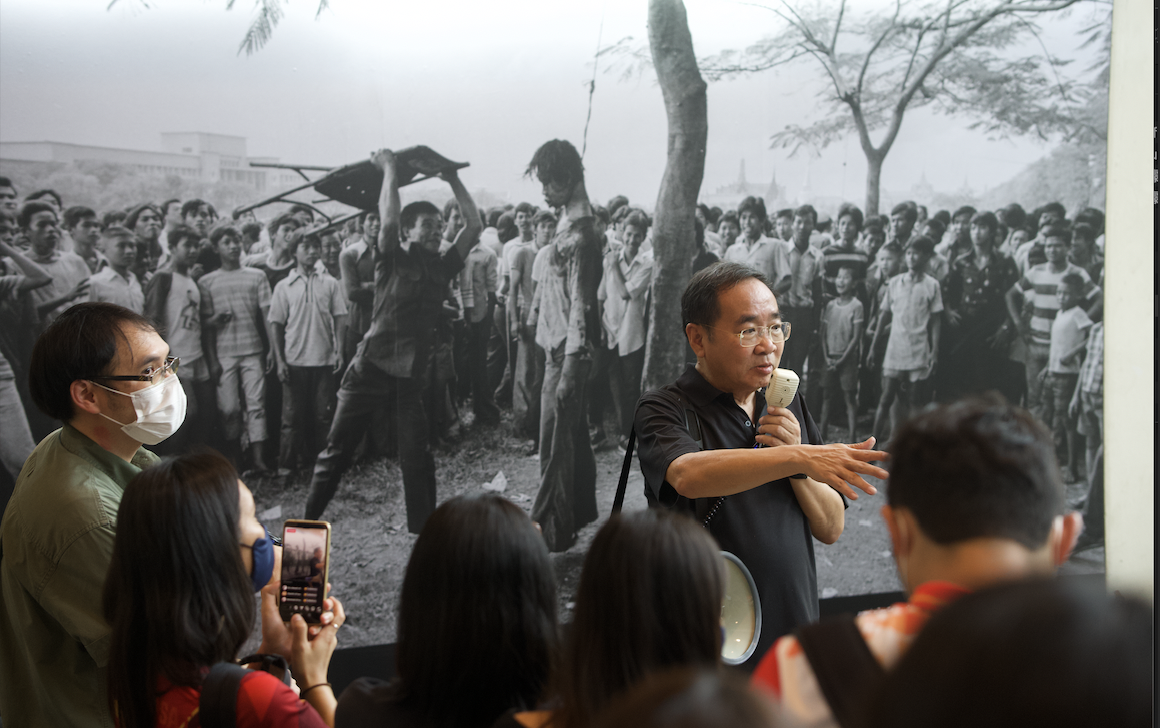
[0,302,181,726]
[634,262,888,670]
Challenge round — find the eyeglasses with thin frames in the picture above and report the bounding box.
[705,323,791,347]
[90,356,180,385]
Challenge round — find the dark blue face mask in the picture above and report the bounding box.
[241,527,278,593]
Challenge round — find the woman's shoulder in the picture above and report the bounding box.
[235,669,327,728]
[335,678,426,728]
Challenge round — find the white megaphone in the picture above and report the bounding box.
[720,551,761,665]
[765,368,799,409]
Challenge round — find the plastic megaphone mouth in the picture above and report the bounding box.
[720,551,761,665]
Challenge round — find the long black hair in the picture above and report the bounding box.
[103,450,255,728]
[552,509,725,728]
[393,493,559,728]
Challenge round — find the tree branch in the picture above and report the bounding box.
[830,0,846,54]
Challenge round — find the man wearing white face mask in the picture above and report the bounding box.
[0,302,183,727]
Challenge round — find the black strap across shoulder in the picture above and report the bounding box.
[612,397,706,518]
[199,654,291,728]
[794,613,887,728]
[199,662,249,728]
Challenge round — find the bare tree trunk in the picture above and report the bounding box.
[864,151,884,217]
[642,0,708,392]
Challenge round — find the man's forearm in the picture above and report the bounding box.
[790,476,844,544]
[667,446,824,499]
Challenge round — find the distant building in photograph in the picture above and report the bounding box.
[0,132,303,192]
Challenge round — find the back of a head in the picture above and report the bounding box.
[592,667,784,728]
[557,509,724,728]
[395,494,557,727]
[867,578,1153,728]
[887,395,1064,549]
[103,450,255,728]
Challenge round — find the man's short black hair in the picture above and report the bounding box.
[682,261,771,333]
[970,211,999,238]
[887,395,1065,549]
[1000,203,1027,232]
[240,221,262,240]
[1075,207,1104,235]
[267,211,299,238]
[904,235,935,257]
[737,196,767,222]
[181,199,210,219]
[775,208,794,221]
[515,201,536,217]
[28,302,158,422]
[167,224,200,251]
[922,218,946,239]
[0,176,14,191]
[288,203,314,221]
[525,139,584,188]
[19,201,57,229]
[1071,222,1095,245]
[794,204,817,225]
[160,198,181,216]
[532,210,557,228]
[624,210,650,231]
[837,203,864,232]
[125,203,160,232]
[952,205,977,222]
[1043,223,1071,245]
[719,210,739,228]
[286,229,321,257]
[62,206,97,229]
[400,201,441,234]
[210,224,241,247]
[890,202,918,224]
[1058,271,1086,293]
[27,188,63,209]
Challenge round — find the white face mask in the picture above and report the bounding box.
[92,374,187,445]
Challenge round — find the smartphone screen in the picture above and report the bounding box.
[279,519,331,623]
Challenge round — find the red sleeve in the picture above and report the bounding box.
[750,637,785,697]
[236,670,328,728]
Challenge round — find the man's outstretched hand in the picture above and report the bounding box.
[799,437,888,501]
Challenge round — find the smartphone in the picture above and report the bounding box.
[279,519,332,623]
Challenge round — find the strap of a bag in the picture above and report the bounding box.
[199,662,249,728]
[612,396,705,517]
[611,426,636,515]
[794,613,887,728]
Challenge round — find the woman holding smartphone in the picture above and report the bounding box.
[103,450,346,727]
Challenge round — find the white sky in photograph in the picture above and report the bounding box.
[0,0,1106,209]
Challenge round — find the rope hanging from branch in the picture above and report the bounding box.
[581,5,607,159]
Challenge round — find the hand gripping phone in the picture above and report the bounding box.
[279,519,331,623]
[766,368,800,409]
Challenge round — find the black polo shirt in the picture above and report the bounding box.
[634,364,844,670]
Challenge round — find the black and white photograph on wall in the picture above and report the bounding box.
[0,0,1112,654]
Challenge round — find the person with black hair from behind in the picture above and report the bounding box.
[502,508,725,728]
[337,494,558,728]
[304,148,481,532]
[866,578,1151,728]
[104,450,345,727]
[594,667,786,728]
[751,395,1083,728]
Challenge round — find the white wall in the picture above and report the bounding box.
[1102,0,1153,600]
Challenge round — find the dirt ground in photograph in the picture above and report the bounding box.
[243,406,1104,652]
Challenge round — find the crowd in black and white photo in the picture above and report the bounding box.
[0,145,1132,728]
[0,167,1107,516]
